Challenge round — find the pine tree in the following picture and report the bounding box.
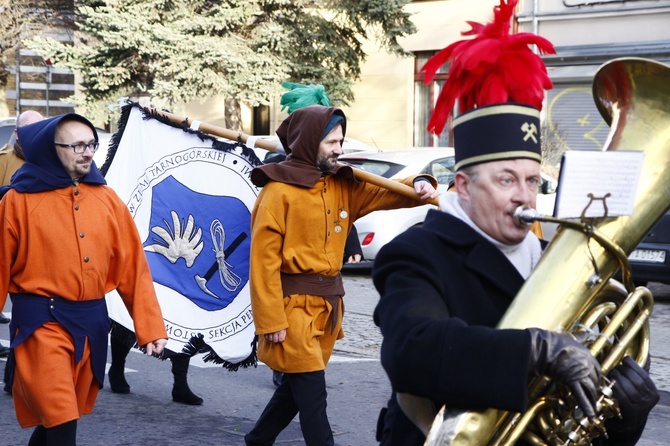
[25,0,416,125]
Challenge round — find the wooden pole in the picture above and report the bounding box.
[145,107,279,152]
[340,162,439,207]
[144,106,438,207]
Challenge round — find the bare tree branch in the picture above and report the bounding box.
[0,0,76,87]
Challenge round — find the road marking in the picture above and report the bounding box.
[105,364,137,373]
[0,339,378,369]
[185,353,379,368]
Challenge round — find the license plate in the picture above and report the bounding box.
[628,249,666,263]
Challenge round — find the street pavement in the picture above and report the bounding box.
[0,272,669,445]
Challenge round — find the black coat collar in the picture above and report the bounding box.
[421,209,525,300]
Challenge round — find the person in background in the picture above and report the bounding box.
[244,105,437,446]
[372,1,659,444]
[0,113,167,446]
[344,224,363,264]
[0,110,44,185]
[107,328,203,405]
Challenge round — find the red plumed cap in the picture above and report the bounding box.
[422,0,556,136]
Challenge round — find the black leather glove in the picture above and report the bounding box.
[526,328,602,417]
[606,355,659,438]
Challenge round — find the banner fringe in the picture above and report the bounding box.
[182,333,258,371]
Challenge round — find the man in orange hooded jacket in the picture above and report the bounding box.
[0,113,167,446]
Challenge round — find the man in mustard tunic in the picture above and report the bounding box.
[0,113,168,446]
[245,105,438,445]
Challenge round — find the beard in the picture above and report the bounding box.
[317,153,338,173]
[74,160,92,177]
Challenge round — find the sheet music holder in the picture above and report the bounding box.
[554,150,645,219]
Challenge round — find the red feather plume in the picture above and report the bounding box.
[422,0,556,135]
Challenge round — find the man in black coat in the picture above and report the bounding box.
[372,119,660,445]
[371,108,659,446]
[373,1,659,443]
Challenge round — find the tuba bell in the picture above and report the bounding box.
[416,57,670,445]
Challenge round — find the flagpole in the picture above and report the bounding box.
[143,106,439,207]
[144,107,280,152]
[338,163,440,207]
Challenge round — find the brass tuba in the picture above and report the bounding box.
[418,57,670,445]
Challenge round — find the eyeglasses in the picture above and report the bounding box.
[55,141,100,154]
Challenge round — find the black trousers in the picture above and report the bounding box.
[245,370,333,446]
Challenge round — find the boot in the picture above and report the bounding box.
[108,336,131,394]
[171,354,203,405]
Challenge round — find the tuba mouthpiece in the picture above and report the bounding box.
[514,206,539,226]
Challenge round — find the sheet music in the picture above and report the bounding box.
[554,150,645,218]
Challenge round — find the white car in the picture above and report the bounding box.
[339,148,456,261]
[0,117,17,148]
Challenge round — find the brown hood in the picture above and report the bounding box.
[251,105,355,188]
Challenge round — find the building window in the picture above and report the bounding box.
[545,82,609,152]
[414,51,453,147]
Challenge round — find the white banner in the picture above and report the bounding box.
[103,104,262,367]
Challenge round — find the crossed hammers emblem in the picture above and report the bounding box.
[521,122,538,144]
